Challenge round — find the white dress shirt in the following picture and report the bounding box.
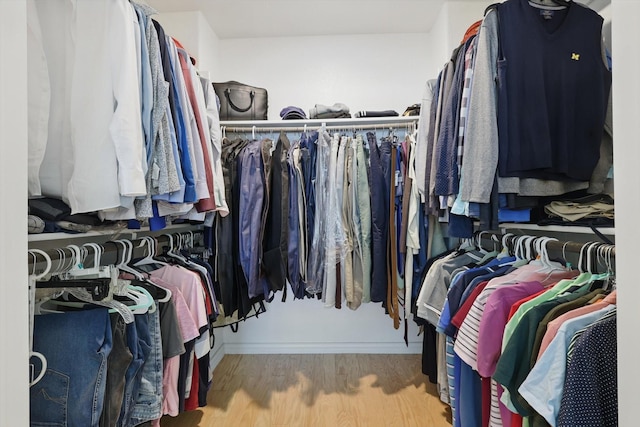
[33,0,146,214]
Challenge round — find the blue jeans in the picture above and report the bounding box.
[128,309,163,426]
[101,313,133,427]
[306,131,331,295]
[118,314,152,426]
[367,132,391,303]
[31,308,113,427]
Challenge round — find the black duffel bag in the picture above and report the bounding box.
[213,81,268,120]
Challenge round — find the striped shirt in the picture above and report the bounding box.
[457,36,478,178]
[453,263,576,371]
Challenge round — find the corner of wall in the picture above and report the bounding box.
[152,11,221,80]
[428,0,495,68]
[153,11,200,54]
[427,1,451,73]
[195,12,221,79]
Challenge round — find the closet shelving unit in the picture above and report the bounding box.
[28,223,203,243]
[219,116,419,133]
[28,224,205,251]
[499,223,615,238]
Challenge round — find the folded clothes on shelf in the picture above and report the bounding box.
[309,103,351,119]
[544,194,614,222]
[354,110,399,118]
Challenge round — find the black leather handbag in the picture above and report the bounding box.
[213,81,268,121]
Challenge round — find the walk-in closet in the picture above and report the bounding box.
[2,0,639,426]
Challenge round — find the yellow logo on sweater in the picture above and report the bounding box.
[571,53,580,61]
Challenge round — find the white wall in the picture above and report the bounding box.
[213,3,496,354]
[428,0,495,71]
[196,12,221,79]
[153,12,199,55]
[443,1,493,52]
[0,0,29,425]
[428,2,451,75]
[215,31,434,353]
[223,299,421,354]
[153,11,220,80]
[612,2,639,426]
[200,0,492,355]
[218,33,432,120]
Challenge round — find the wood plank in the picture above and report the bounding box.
[161,354,451,427]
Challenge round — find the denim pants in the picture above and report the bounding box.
[367,131,391,303]
[306,131,331,295]
[347,135,372,308]
[128,308,163,426]
[322,134,343,307]
[100,314,133,427]
[118,313,152,426]
[31,308,113,427]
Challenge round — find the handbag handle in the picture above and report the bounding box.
[224,88,255,113]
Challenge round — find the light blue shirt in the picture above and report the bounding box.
[132,3,154,171]
[518,305,616,426]
[167,36,197,203]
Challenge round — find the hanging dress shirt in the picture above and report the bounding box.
[34,0,146,214]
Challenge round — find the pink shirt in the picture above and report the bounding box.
[455,263,577,371]
[151,265,208,333]
[476,281,544,378]
[537,289,617,359]
[151,276,200,343]
[162,356,181,418]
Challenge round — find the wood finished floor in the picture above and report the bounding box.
[161,354,452,427]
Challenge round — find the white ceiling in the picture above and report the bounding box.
[145,0,610,39]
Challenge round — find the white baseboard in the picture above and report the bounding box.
[222,341,422,355]
[209,342,226,370]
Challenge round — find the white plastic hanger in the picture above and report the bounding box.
[164,233,188,262]
[34,248,69,315]
[110,276,155,315]
[51,243,136,323]
[60,243,110,279]
[497,233,515,259]
[114,239,145,281]
[509,235,532,268]
[115,239,172,303]
[27,249,50,386]
[133,236,168,267]
[530,237,569,283]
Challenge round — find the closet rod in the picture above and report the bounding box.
[223,124,415,133]
[27,231,204,274]
[220,116,418,133]
[478,231,615,258]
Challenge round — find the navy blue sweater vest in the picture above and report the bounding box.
[497,0,611,181]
